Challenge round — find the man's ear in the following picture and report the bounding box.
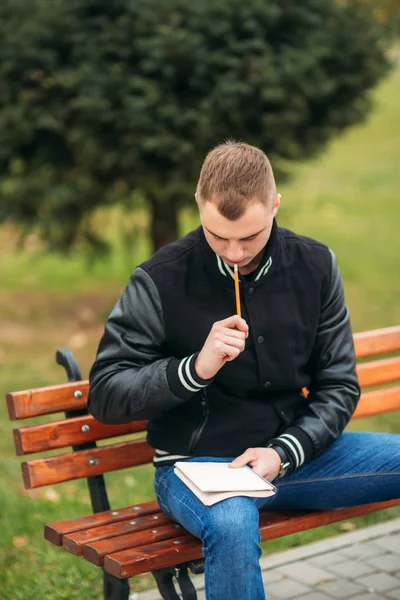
[272,193,281,218]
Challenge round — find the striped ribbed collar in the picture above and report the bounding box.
[203,219,278,283]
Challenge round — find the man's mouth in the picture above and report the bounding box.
[224,258,250,267]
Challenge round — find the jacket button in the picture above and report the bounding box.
[257,336,264,344]
[248,287,254,294]
[264,381,271,389]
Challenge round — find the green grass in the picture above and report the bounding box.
[1,65,399,599]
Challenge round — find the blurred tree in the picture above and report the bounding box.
[0,0,391,252]
[348,0,400,27]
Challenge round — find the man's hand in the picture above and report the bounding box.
[195,315,249,380]
[229,447,281,482]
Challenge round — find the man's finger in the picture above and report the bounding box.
[229,448,256,468]
[219,315,249,334]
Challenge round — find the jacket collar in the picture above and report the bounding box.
[200,219,279,283]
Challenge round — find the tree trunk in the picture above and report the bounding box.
[148,195,179,252]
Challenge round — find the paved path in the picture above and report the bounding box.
[132,517,400,600]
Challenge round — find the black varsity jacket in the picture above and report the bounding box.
[88,220,360,472]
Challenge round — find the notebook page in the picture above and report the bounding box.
[174,461,275,493]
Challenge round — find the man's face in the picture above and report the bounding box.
[197,194,280,274]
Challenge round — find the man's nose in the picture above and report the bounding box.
[226,243,244,263]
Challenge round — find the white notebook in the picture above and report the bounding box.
[174,461,276,506]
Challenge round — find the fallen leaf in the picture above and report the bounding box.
[338,521,356,531]
[124,476,136,487]
[44,488,60,502]
[13,536,28,548]
[68,332,88,349]
[77,306,95,324]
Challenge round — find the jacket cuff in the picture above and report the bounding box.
[166,353,214,400]
[267,426,314,472]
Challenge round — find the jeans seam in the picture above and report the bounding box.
[158,477,207,537]
[277,471,400,488]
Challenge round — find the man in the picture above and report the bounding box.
[89,142,399,600]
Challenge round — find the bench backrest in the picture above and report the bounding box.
[6,326,400,490]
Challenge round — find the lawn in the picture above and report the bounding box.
[1,65,399,599]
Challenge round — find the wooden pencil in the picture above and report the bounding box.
[234,264,241,317]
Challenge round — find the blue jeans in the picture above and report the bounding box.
[154,432,400,600]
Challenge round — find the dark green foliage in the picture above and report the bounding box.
[0,0,390,251]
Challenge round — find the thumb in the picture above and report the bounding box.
[229,448,255,468]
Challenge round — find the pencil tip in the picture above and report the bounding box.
[234,263,238,271]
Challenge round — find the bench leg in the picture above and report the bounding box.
[152,566,198,600]
[103,570,130,600]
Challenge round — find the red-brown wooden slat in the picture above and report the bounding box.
[63,513,172,555]
[84,523,189,566]
[105,535,201,578]
[259,500,400,540]
[104,499,400,578]
[22,439,153,489]
[45,500,160,546]
[357,357,400,388]
[354,326,400,359]
[6,381,89,420]
[352,386,400,419]
[13,416,148,456]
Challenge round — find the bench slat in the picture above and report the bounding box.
[104,499,400,578]
[13,416,148,456]
[357,357,400,388]
[353,386,400,419]
[22,439,153,489]
[105,535,201,578]
[45,500,160,546]
[83,510,291,567]
[88,525,193,568]
[259,499,400,540]
[6,381,89,420]
[354,326,400,358]
[63,513,172,555]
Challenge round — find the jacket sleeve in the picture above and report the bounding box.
[88,267,213,424]
[268,250,361,472]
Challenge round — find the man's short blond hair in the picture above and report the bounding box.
[196,141,276,220]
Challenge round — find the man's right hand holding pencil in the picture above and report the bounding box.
[194,316,249,380]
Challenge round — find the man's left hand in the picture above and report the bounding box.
[229,447,281,481]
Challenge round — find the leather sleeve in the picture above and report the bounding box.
[269,250,361,467]
[88,267,212,424]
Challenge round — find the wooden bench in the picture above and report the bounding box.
[6,325,400,600]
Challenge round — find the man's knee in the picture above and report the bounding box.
[202,497,260,546]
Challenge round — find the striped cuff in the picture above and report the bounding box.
[268,426,314,472]
[166,353,214,400]
[153,449,191,467]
